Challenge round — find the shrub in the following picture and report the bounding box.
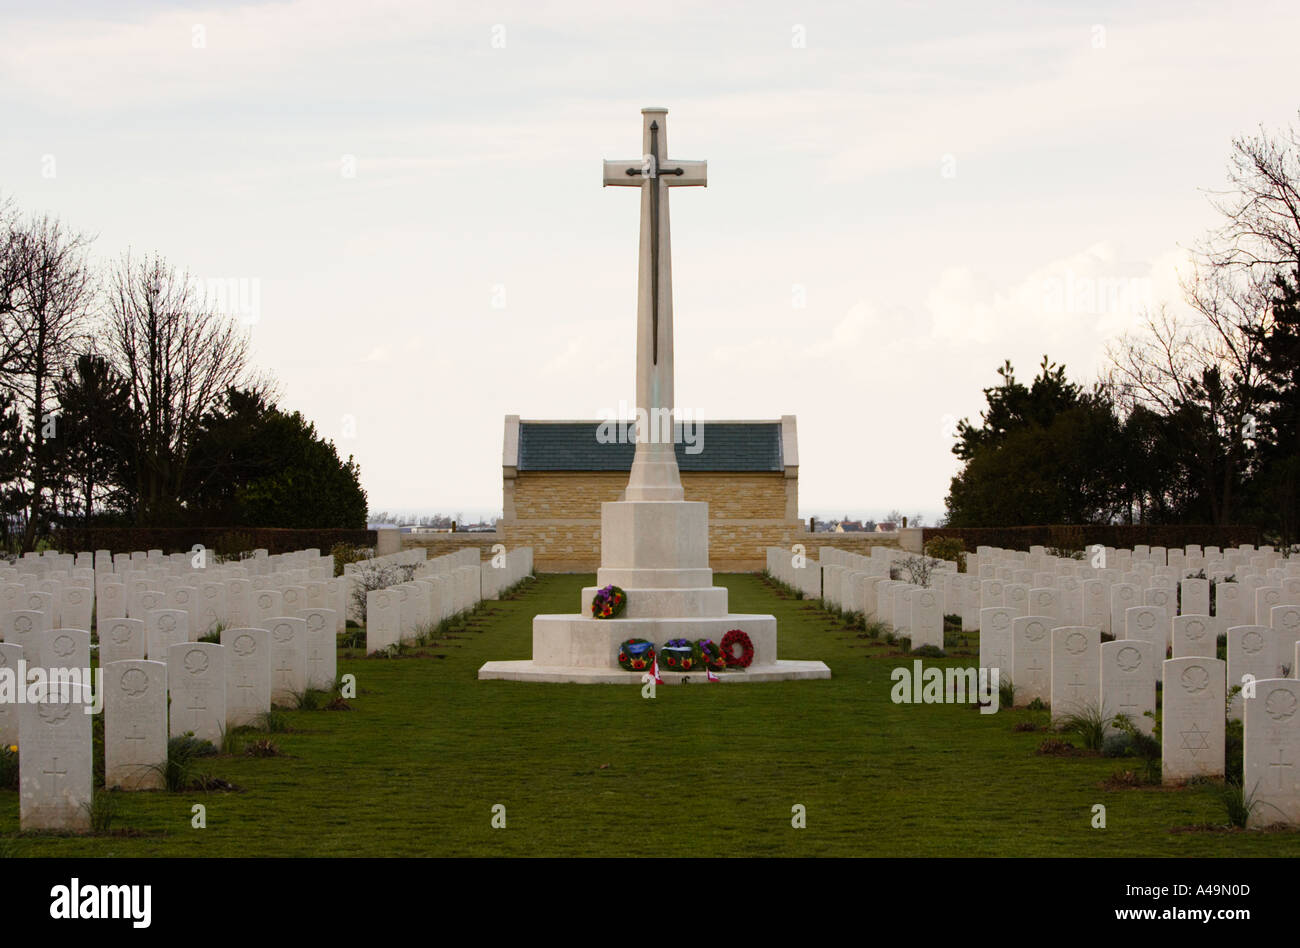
[1111,713,1161,783]
[84,791,118,834]
[255,710,292,734]
[330,542,369,577]
[891,554,943,587]
[1213,778,1259,829]
[1225,718,1244,783]
[923,536,967,572]
[218,724,243,756]
[910,644,946,658]
[1056,704,1108,751]
[350,562,418,624]
[155,734,219,792]
[1102,731,1134,758]
[292,688,329,711]
[214,530,255,561]
[861,620,887,639]
[999,677,1016,709]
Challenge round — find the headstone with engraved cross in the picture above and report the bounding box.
[166,641,226,744]
[298,607,338,691]
[104,659,167,790]
[1050,626,1100,721]
[19,692,92,831]
[1101,638,1157,736]
[1012,615,1053,705]
[979,607,1015,694]
[267,616,307,706]
[1244,677,1300,827]
[221,627,271,727]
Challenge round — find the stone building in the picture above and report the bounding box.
[498,415,803,572]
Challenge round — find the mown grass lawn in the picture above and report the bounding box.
[2,572,1298,857]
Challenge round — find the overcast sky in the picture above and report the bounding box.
[3,0,1298,522]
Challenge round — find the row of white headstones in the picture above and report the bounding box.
[0,543,531,833]
[771,542,1300,828]
[362,547,533,653]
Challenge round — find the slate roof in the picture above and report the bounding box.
[516,421,784,472]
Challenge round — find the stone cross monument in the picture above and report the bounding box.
[478,108,829,684]
[602,108,705,502]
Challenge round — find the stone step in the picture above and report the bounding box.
[581,585,728,618]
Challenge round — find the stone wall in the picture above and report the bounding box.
[397,524,904,572]
[509,471,792,520]
[398,533,504,559]
[499,469,800,571]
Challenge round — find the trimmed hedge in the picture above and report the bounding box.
[922,524,1265,553]
[49,526,376,557]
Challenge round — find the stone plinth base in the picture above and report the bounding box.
[532,613,778,667]
[477,659,831,684]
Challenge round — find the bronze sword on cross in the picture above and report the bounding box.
[603,112,706,366]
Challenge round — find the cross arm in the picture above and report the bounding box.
[665,160,706,187]
[602,158,708,187]
[603,159,644,187]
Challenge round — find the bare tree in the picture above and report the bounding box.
[104,252,256,525]
[0,198,32,379]
[1203,113,1300,275]
[0,214,95,549]
[1105,116,1300,525]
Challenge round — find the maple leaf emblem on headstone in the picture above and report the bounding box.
[1180,665,1210,694]
[1116,646,1142,672]
[121,668,149,697]
[1265,688,1297,722]
[37,702,72,726]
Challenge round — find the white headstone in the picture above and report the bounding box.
[146,609,189,661]
[1101,639,1156,736]
[0,643,22,748]
[268,616,308,705]
[908,587,943,651]
[1161,656,1226,784]
[1180,577,1210,618]
[1244,677,1300,827]
[1228,625,1275,719]
[103,659,167,790]
[251,588,284,625]
[222,627,271,727]
[1050,626,1100,720]
[19,692,92,831]
[1172,614,1217,659]
[1011,615,1053,704]
[99,617,146,665]
[299,607,338,691]
[167,641,226,744]
[1110,583,1141,639]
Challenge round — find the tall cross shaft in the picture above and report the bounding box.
[603,108,706,502]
